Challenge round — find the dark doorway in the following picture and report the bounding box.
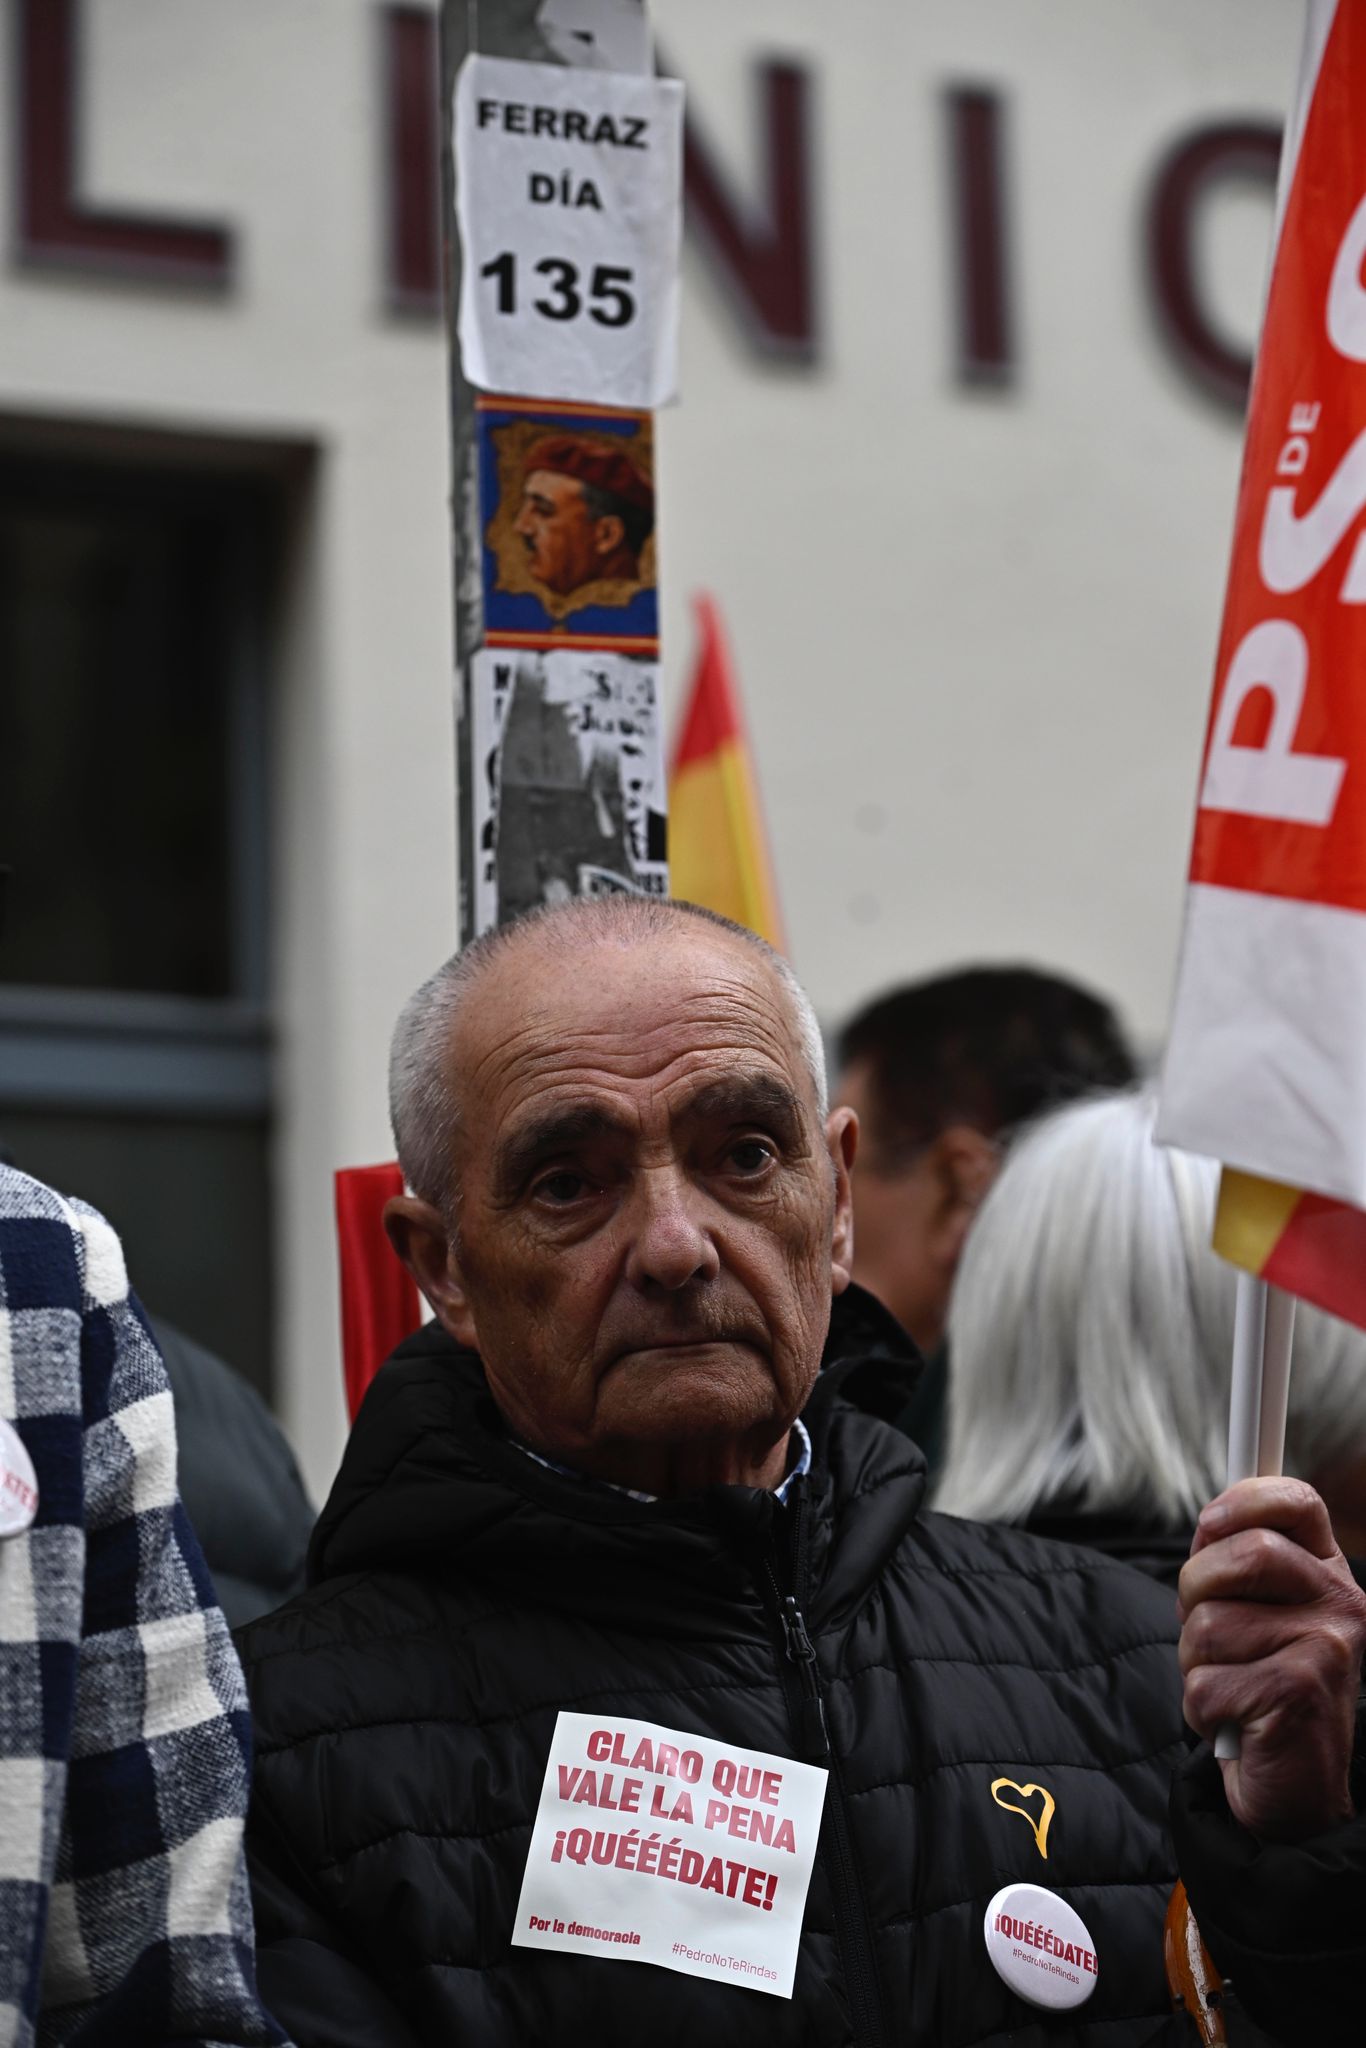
[0,439,279,1398]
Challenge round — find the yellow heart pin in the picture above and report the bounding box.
[990,1776,1055,1861]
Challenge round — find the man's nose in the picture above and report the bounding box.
[623,1169,720,1292]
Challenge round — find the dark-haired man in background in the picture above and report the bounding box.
[835,966,1137,1473]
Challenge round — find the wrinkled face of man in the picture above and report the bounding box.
[438,927,854,1481]
[514,469,610,596]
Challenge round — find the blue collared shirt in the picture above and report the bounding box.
[516,1417,813,1506]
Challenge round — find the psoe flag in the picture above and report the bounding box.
[669,594,785,948]
[1214,1167,1366,1332]
[1157,0,1366,1206]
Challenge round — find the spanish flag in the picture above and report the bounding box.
[669,594,785,948]
[1214,1170,1366,1332]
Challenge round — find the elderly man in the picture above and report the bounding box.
[242,899,1366,2047]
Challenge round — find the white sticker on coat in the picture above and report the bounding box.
[513,1710,827,1998]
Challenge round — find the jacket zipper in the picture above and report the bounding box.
[762,1504,887,2048]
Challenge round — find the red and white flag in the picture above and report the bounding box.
[1158,1,1366,1268]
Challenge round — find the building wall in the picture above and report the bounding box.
[0,0,1300,1495]
[655,0,1296,1032]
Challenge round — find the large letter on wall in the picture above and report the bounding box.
[1145,122,1281,410]
[944,86,1015,386]
[676,56,818,361]
[384,3,442,313]
[16,0,233,285]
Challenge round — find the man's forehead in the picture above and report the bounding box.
[450,926,811,1127]
[487,1067,810,1201]
[523,468,577,500]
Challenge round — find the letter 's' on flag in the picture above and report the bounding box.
[669,595,785,948]
[1157,1,1366,1327]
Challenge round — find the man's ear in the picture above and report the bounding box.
[383,1195,479,1352]
[926,1124,998,1262]
[591,512,626,559]
[825,1105,859,1296]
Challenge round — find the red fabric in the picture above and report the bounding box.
[1264,1189,1366,1331]
[1187,4,1366,913]
[524,433,653,513]
[335,1163,423,1421]
[671,593,743,768]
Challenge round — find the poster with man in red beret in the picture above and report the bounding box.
[479,397,658,650]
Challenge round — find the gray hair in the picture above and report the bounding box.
[389,896,828,1213]
[935,1087,1366,1527]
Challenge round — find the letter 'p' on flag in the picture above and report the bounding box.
[1157,0,1366,1332]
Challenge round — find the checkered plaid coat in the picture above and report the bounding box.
[0,1167,289,2047]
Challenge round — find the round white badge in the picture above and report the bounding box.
[984,1882,1099,2012]
[0,1418,39,1539]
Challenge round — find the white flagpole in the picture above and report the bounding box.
[1256,1285,1296,1475]
[1224,1272,1267,1489]
[1214,1275,1296,1760]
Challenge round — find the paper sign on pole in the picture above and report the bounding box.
[469,645,667,933]
[512,1710,827,1998]
[1157,0,1366,1207]
[454,55,683,410]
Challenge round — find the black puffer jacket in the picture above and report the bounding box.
[1021,1508,1193,1589]
[153,1318,315,1627]
[241,1294,1361,2046]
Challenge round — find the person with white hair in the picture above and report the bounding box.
[936,1087,1366,1578]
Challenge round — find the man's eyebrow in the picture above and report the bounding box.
[680,1074,808,1141]
[492,1105,630,1196]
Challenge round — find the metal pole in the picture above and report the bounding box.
[439,2,656,944]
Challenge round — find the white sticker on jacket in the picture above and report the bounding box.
[513,1710,828,1998]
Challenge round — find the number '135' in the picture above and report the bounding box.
[479,254,636,327]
